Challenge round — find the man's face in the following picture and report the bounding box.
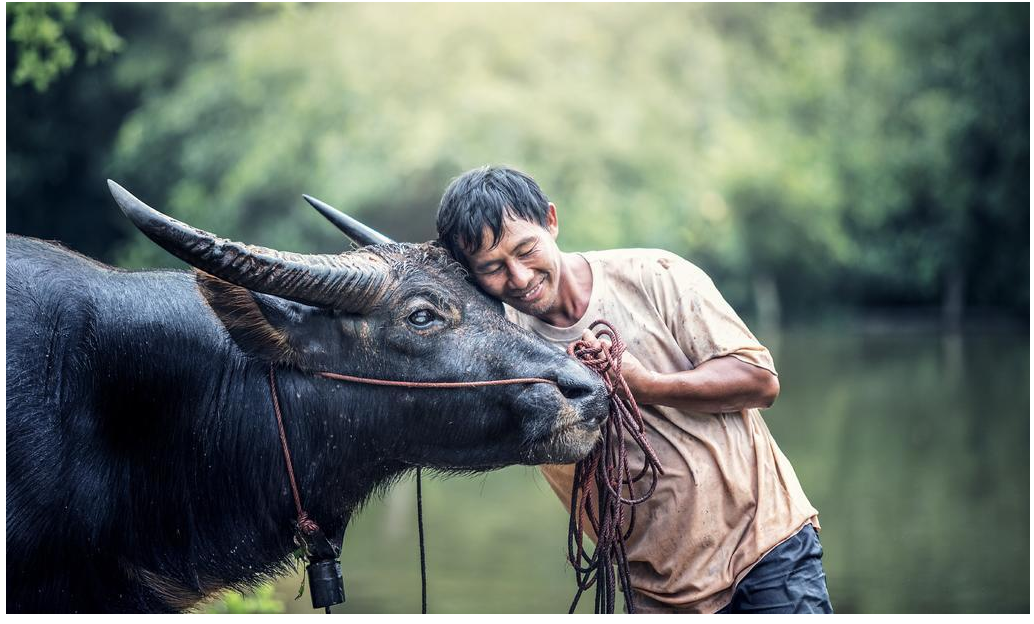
[465,204,563,318]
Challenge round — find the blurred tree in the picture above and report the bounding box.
[7,3,1028,322]
[701,3,855,325]
[6,2,122,92]
[107,4,746,270]
[6,3,268,261]
[831,3,1029,322]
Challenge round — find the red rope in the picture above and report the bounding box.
[318,372,556,388]
[565,320,664,614]
[268,366,320,535]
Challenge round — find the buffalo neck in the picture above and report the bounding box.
[88,271,406,603]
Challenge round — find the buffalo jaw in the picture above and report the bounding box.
[524,403,603,465]
[518,380,607,465]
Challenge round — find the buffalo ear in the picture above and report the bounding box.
[196,271,305,364]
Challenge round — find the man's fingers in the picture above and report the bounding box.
[577,328,615,357]
[582,328,613,346]
[582,329,607,346]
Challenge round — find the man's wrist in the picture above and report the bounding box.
[632,368,666,405]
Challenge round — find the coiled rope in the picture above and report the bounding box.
[565,320,665,614]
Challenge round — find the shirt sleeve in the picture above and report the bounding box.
[643,251,777,376]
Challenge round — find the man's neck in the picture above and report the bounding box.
[539,252,593,327]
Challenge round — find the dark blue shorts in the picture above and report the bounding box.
[717,524,833,614]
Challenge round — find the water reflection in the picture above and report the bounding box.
[261,327,1028,614]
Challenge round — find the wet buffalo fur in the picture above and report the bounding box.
[6,235,606,613]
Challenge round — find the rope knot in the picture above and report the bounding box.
[296,511,320,536]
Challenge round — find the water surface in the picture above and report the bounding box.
[257,327,1028,613]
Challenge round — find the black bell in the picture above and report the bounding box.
[308,557,346,610]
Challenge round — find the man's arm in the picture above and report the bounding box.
[579,329,779,413]
[622,352,780,413]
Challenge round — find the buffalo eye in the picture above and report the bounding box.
[407,309,437,328]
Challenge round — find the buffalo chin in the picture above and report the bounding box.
[523,423,602,465]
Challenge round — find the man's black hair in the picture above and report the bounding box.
[436,165,551,263]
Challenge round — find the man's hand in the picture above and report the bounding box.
[578,329,656,401]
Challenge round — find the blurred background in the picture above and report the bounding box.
[6,2,1029,614]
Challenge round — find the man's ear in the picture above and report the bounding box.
[196,271,316,364]
[546,202,559,239]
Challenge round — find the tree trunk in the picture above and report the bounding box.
[943,268,965,330]
[753,273,781,330]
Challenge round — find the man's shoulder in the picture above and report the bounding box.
[586,247,679,261]
[585,248,710,282]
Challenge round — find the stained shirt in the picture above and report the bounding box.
[505,248,819,613]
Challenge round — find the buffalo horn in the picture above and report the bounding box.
[302,194,395,246]
[107,180,389,312]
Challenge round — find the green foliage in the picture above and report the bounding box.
[6,3,1028,321]
[820,4,1030,314]
[6,2,122,91]
[206,583,287,614]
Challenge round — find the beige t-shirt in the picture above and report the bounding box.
[505,249,819,613]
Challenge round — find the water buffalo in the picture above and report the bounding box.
[6,182,608,613]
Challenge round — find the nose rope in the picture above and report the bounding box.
[564,320,665,614]
[316,371,557,388]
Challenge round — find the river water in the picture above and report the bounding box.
[250,326,1029,614]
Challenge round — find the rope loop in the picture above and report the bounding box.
[565,320,664,614]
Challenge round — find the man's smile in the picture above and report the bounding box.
[510,274,547,303]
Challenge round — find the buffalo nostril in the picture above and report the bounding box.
[559,380,596,403]
[554,367,609,425]
[555,369,596,402]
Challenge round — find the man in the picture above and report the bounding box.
[435,165,832,614]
